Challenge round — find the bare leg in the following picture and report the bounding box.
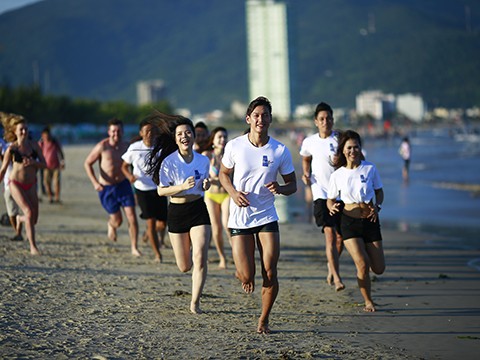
[205,197,227,268]
[156,220,167,248]
[107,212,122,242]
[146,218,161,262]
[189,225,210,313]
[124,206,141,257]
[324,227,344,291]
[231,234,256,294]
[256,232,280,334]
[344,238,375,311]
[11,185,40,255]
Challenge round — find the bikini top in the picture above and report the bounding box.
[11,147,39,163]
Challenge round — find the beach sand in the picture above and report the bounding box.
[1,145,479,359]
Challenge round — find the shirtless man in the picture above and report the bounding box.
[84,118,141,256]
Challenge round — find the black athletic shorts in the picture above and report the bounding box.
[167,198,210,233]
[135,189,168,221]
[340,213,382,243]
[313,199,343,234]
[230,221,279,237]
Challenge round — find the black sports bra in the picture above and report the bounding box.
[11,147,39,163]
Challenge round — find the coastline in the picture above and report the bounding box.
[1,144,480,359]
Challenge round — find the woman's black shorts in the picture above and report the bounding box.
[340,213,382,243]
[167,198,211,233]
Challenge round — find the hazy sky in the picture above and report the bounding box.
[0,0,42,15]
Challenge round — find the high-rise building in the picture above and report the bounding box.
[137,79,167,105]
[246,0,292,121]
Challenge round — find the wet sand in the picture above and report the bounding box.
[1,145,479,359]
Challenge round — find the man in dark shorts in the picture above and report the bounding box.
[84,118,141,257]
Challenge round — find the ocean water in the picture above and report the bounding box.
[286,126,480,250]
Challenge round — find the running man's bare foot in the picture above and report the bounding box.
[364,302,376,312]
[107,222,117,242]
[335,281,345,291]
[154,252,162,263]
[190,302,203,314]
[257,319,271,334]
[242,282,254,294]
[30,246,41,256]
[131,248,142,257]
[235,271,254,293]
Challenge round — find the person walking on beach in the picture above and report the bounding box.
[398,136,411,182]
[299,102,345,291]
[327,130,385,312]
[84,118,141,257]
[219,96,297,334]
[121,119,167,262]
[38,127,65,204]
[202,127,230,269]
[0,113,46,255]
[146,112,211,314]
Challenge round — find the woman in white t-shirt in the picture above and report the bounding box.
[219,96,297,334]
[327,130,385,312]
[146,112,211,314]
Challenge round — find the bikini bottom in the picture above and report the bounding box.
[10,179,36,192]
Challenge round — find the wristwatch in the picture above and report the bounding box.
[376,204,382,212]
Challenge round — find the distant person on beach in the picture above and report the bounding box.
[193,121,209,153]
[219,96,297,334]
[38,127,65,204]
[121,118,167,262]
[398,136,411,182]
[202,126,230,269]
[84,118,141,257]
[0,113,46,255]
[299,102,344,291]
[327,130,385,312]
[0,129,23,241]
[146,112,211,314]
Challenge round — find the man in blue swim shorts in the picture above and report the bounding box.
[84,118,141,257]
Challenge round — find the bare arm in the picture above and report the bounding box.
[0,147,12,183]
[121,161,136,184]
[84,142,103,191]
[157,176,196,197]
[265,171,297,196]
[219,163,250,207]
[301,156,312,185]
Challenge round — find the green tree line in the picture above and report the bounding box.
[0,84,172,125]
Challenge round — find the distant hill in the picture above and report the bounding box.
[0,0,479,113]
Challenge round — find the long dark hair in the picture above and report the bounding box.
[332,130,365,169]
[145,110,195,184]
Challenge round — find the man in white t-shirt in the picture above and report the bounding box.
[299,102,345,291]
[220,96,297,334]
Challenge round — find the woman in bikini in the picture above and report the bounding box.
[0,113,46,255]
[327,130,385,312]
[146,111,211,314]
[202,127,229,269]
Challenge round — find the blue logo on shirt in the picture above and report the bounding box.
[360,175,367,183]
[262,155,269,167]
[194,170,201,179]
[329,143,335,153]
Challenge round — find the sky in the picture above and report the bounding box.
[0,0,42,15]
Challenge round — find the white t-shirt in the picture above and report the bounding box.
[327,160,383,204]
[159,150,209,196]
[1,140,12,191]
[299,131,338,200]
[222,134,295,229]
[121,140,157,191]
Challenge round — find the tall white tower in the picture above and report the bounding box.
[246,0,292,121]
